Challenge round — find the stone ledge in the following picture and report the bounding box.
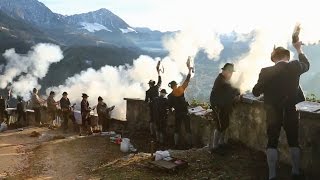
[241,93,320,119]
[124,98,144,102]
[124,94,320,177]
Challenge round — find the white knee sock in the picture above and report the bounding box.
[213,129,221,149]
[290,147,301,175]
[174,133,179,146]
[267,148,278,179]
[218,131,225,145]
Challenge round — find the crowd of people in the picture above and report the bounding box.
[0,88,115,136]
[145,41,308,180]
[0,39,309,179]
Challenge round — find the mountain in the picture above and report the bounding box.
[0,0,175,50]
[0,0,64,28]
[0,0,136,47]
[0,10,56,62]
[125,27,175,53]
[65,8,135,34]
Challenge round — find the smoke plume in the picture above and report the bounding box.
[0,43,63,98]
[164,29,224,74]
[47,29,224,120]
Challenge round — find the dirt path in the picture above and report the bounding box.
[1,127,124,180]
[1,128,294,180]
[0,127,48,178]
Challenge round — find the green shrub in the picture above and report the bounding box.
[306,93,320,103]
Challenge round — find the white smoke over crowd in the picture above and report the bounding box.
[0,43,63,98]
[45,27,224,120]
[47,51,222,120]
[1,0,320,120]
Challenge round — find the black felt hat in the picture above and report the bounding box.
[160,89,168,94]
[221,63,235,72]
[82,93,89,98]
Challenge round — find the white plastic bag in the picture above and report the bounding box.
[155,151,170,161]
[0,122,8,132]
[120,138,130,153]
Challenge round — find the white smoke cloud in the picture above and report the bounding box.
[164,28,224,75]
[0,43,63,99]
[231,23,320,93]
[151,0,320,95]
[47,55,188,120]
[5,0,318,121]
[46,26,225,120]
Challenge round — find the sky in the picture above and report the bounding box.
[38,0,319,32]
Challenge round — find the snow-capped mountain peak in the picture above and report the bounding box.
[120,27,137,34]
[80,22,112,32]
[65,8,135,33]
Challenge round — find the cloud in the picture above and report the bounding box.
[47,56,187,120]
[0,43,63,99]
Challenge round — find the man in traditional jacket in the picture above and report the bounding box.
[47,91,58,125]
[60,92,71,132]
[97,96,115,132]
[81,93,92,135]
[0,90,10,122]
[16,96,27,126]
[145,67,162,137]
[253,41,309,180]
[31,88,45,126]
[153,89,170,145]
[209,63,240,153]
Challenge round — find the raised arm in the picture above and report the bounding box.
[156,75,162,88]
[292,41,310,74]
[181,73,191,89]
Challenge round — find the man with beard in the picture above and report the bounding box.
[253,41,309,180]
[209,63,240,153]
[145,64,162,138]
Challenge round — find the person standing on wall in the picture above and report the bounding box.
[209,63,240,154]
[168,57,194,149]
[81,93,92,136]
[252,41,309,180]
[60,92,71,133]
[31,88,45,126]
[47,91,58,126]
[145,62,162,138]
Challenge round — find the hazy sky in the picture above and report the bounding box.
[39,0,318,32]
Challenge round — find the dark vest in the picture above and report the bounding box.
[168,93,188,113]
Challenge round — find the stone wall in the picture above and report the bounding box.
[124,95,320,177]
